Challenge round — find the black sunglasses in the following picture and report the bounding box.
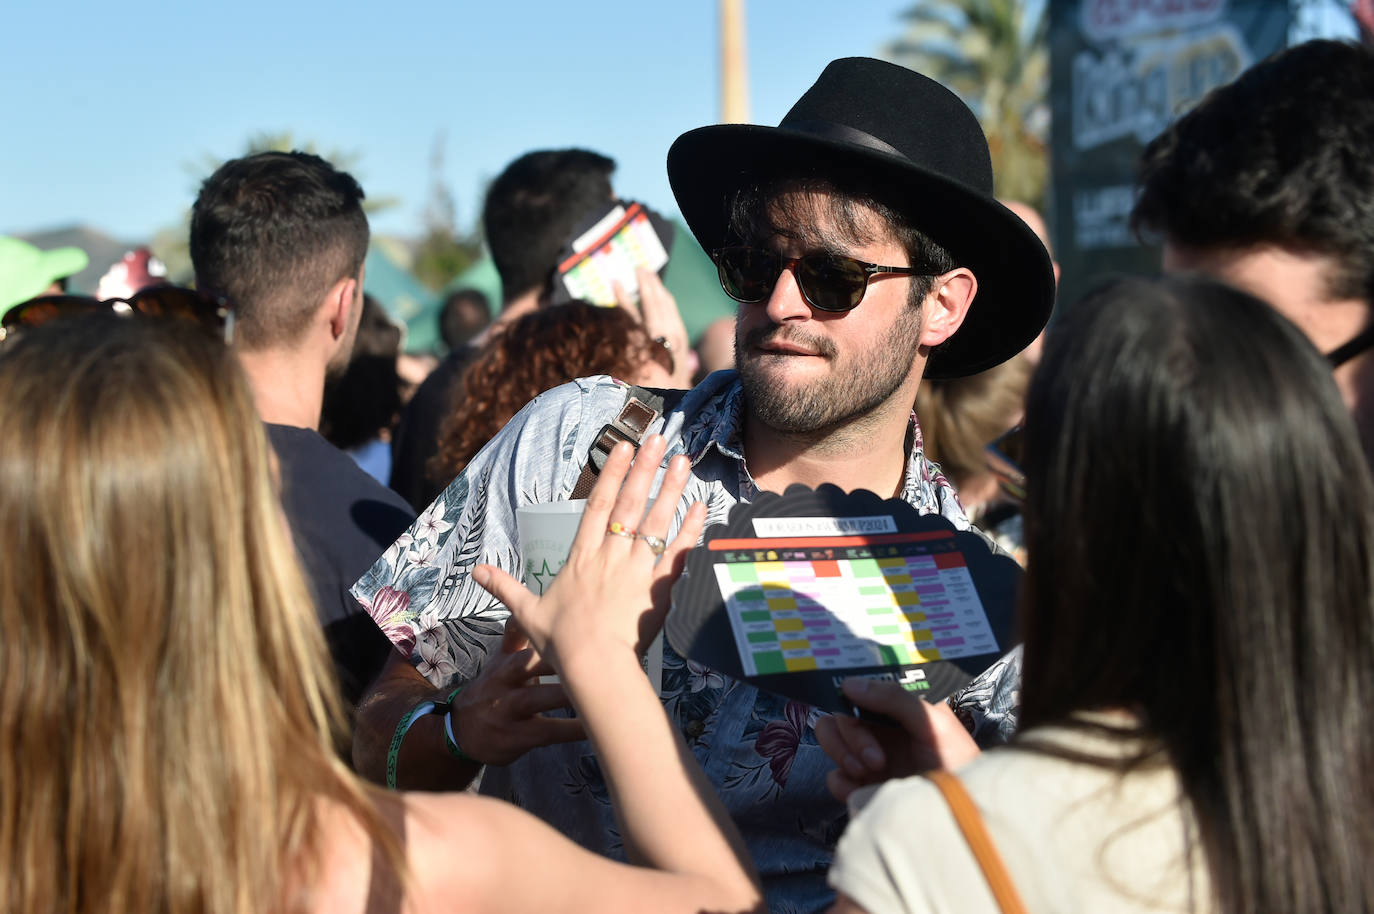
[0,287,234,344]
[713,245,944,313]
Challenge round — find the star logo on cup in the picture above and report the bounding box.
[528,558,559,595]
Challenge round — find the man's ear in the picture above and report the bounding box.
[325,276,358,340]
[919,268,977,348]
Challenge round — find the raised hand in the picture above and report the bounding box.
[475,433,706,672]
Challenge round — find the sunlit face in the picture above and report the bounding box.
[734,192,925,435]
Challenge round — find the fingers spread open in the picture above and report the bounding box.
[571,440,635,557]
[604,433,667,541]
[475,564,536,621]
[637,452,686,533]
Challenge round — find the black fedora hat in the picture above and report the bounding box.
[667,57,1054,380]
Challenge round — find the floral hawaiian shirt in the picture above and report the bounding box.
[353,370,1022,913]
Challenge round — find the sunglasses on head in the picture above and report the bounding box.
[0,286,234,344]
[713,244,944,313]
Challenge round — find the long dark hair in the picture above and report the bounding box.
[1018,275,1374,912]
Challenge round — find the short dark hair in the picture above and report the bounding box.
[1132,40,1374,303]
[481,149,615,304]
[190,151,369,349]
[1020,274,1374,912]
[727,176,957,310]
[438,288,492,350]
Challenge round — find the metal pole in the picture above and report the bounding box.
[720,0,750,123]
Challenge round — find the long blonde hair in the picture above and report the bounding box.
[0,316,401,913]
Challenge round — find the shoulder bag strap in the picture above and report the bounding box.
[923,769,1030,914]
[570,385,687,499]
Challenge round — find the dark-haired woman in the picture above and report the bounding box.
[818,275,1374,912]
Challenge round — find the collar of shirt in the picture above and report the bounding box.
[676,371,959,518]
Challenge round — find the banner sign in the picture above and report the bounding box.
[1048,0,1291,307]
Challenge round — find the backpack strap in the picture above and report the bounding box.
[570,385,688,499]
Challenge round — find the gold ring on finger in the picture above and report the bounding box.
[636,533,667,555]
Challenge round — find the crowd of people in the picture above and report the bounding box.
[2,37,1373,914]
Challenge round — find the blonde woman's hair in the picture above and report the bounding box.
[0,316,403,913]
[916,353,1031,489]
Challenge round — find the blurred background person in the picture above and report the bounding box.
[0,236,88,314]
[95,247,168,301]
[390,149,621,511]
[190,150,415,709]
[439,286,492,351]
[391,148,690,512]
[693,314,737,382]
[915,354,1030,561]
[1133,40,1374,463]
[321,294,406,484]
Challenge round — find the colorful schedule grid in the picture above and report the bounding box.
[559,203,669,305]
[708,532,999,676]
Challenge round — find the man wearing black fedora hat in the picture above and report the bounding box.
[349,57,1054,911]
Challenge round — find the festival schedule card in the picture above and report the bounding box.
[668,485,1021,712]
[552,201,672,306]
[714,531,999,676]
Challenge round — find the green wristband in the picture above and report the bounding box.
[385,699,436,790]
[439,685,476,764]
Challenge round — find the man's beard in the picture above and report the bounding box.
[736,306,923,435]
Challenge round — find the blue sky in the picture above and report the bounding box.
[1,0,919,242]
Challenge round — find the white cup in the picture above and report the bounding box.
[514,498,663,693]
[516,500,589,596]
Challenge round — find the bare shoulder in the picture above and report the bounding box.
[304,796,401,914]
[305,792,482,914]
[396,792,572,911]
[396,792,759,914]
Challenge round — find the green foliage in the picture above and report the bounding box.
[410,132,483,292]
[152,131,403,285]
[884,0,1049,207]
[150,130,484,297]
[412,227,482,291]
[232,131,400,214]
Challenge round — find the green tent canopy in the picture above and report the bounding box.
[363,242,441,353]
